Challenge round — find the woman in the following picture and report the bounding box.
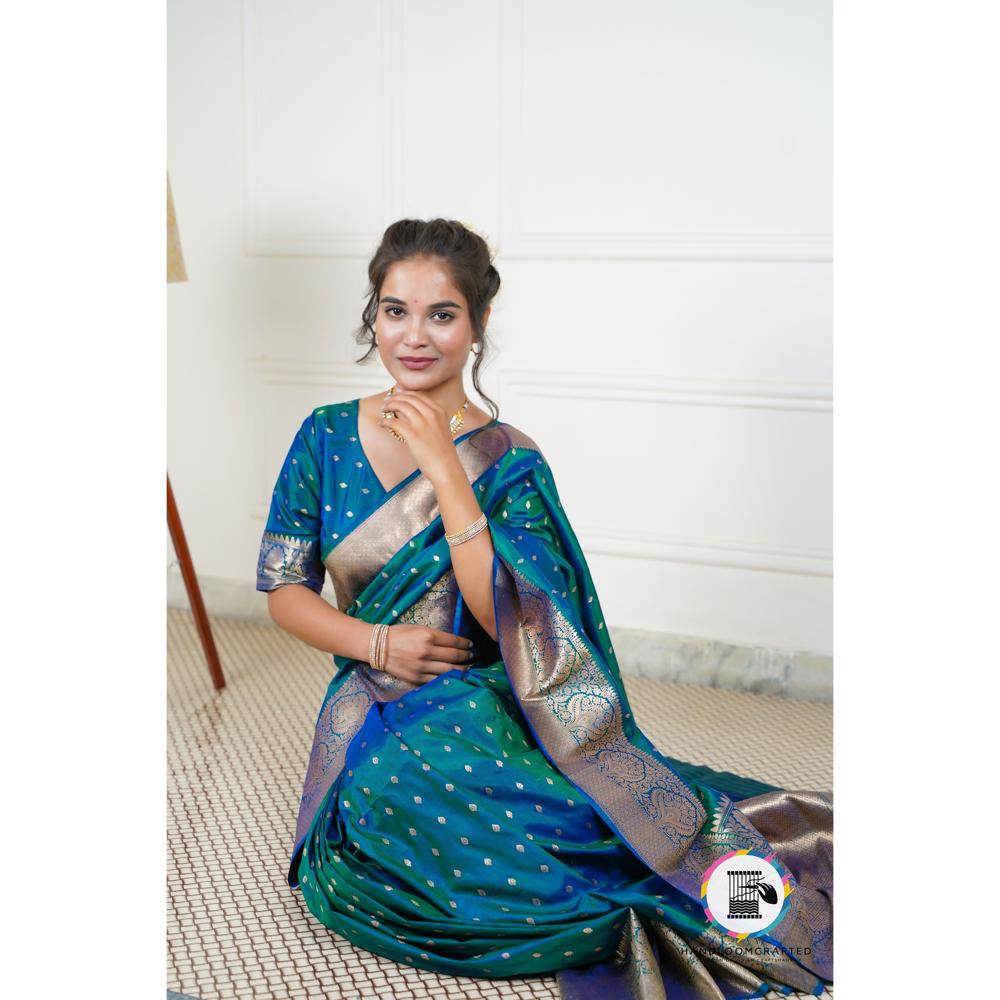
[256,219,833,998]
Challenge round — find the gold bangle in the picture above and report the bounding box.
[368,622,389,671]
[445,512,488,547]
[376,622,389,670]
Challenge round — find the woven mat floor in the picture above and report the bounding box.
[167,607,832,1000]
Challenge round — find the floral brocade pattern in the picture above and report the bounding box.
[292,670,373,864]
[496,556,832,988]
[257,531,325,594]
[506,574,705,851]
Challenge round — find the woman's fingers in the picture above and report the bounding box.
[411,655,473,683]
[421,657,469,675]
[380,628,477,683]
[421,630,474,666]
[433,629,474,650]
[408,650,472,680]
[382,394,421,426]
[382,389,444,433]
[388,390,437,421]
[430,643,475,664]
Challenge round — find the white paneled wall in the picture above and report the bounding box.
[168,0,832,658]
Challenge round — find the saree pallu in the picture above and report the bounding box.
[256,402,833,999]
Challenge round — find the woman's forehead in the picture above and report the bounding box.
[382,257,463,301]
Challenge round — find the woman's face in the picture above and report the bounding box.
[374,255,489,391]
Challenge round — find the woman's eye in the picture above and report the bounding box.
[382,306,453,321]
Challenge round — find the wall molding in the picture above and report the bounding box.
[248,357,387,392]
[247,358,388,520]
[246,360,832,576]
[500,368,832,577]
[498,0,831,262]
[499,368,833,414]
[576,526,830,578]
[242,0,404,257]
[242,0,830,262]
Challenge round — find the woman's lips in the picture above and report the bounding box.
[398,357,436,370]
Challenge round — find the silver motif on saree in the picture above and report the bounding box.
[257,530,325,594]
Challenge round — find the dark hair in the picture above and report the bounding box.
[354,218,501,420]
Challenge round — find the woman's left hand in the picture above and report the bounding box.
[378,389,463,483]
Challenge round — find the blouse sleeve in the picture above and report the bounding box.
[256,410,326,596]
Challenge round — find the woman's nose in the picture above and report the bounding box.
[402,320,427,345]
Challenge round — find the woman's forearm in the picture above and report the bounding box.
[266,585,373,661]
[433,463,498,641]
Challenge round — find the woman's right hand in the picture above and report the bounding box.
[374,624,475,685]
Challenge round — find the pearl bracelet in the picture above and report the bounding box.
[445,512,488,547]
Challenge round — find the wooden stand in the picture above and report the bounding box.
[167,473,226,690]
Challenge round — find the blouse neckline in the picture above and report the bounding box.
[350,397,500,498]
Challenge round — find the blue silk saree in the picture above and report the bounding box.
[256,399,833,999]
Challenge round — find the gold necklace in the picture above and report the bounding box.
[382,385,470,442]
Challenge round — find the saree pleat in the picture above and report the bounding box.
[257,401,833,998]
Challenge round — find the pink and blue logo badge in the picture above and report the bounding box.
[700,849,793,941]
